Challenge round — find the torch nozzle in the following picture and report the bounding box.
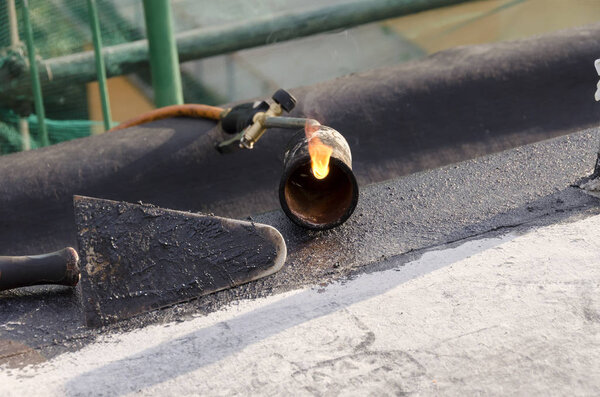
[279,126,358,230]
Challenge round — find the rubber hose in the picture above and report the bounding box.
[108,104,225,132]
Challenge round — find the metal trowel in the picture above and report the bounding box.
[72,195,286,327]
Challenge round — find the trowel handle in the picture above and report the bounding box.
[0,247,80,291]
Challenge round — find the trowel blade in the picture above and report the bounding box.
[73,195,286,327]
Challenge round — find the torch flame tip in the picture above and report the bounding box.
[304,119,333,179]
[308,137,333,180]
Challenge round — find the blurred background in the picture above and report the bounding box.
[1,0,599,154]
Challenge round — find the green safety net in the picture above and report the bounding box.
[0,0,238,155]
[0,109,104,154]
[0,0,144,155]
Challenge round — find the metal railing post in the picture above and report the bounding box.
[21,0,49,147]
[142,0,183,107]
[7,0,31,151]
[87,0,113,132]
[7,0,20,48]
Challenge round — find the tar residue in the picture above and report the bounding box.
[73,196,282,327]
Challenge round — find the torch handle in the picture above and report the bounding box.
[0,247,80,291]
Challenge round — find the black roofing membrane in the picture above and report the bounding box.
[1,126,600,367]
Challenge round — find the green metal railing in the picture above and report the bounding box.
[1,0,475,147]
[142,0,183,107]
[21,0,48,146]
[87,0,112,131]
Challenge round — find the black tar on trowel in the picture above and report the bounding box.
[73,195,286,327]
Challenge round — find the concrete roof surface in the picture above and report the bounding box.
[2,212,599,395]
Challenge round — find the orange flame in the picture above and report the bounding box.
[305,120,333,180]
